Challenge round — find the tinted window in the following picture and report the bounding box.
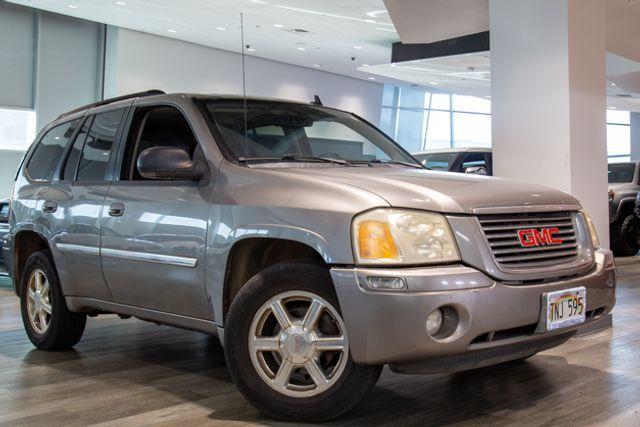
[76,109,124,181]
[26,120,80,181]
[461,152,487,172]
[62,119,91,180]
[0,202,8,223]
[121,106,198,180]
[203,99,417,165]
[608,163,635,183]
[414,152,457,171]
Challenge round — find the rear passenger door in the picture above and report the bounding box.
[100,104,213,319]
[47,107,126,300]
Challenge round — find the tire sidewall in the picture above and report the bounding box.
[224,262,380,422]
[20,251,67,349]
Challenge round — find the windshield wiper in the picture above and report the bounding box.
[352,159,423,168]
[238,155,351,165]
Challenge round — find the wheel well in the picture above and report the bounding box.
[223,238,327,320]
[618,199,635,219]
[13,230,51,296]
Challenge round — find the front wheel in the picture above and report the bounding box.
[224,262,382,422]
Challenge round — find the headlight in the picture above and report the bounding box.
[352,209,460,265]
[582,210,600,248]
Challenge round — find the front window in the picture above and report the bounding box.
[200,99,419,166]
[413,152,457,171]
[608,163,635,183]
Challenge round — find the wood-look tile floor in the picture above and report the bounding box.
[1,261,640,426]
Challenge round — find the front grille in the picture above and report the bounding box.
[478,211,579,268]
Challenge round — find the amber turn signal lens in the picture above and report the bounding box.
[357,220,400,260]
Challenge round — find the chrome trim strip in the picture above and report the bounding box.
[56,243,100,256]
[100,247,198,268]
[472,205,582,215]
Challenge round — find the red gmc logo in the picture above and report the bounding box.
[517,227,563,247]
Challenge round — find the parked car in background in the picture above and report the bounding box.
[609,162,640,256]
[0,199,9,272]
[412,147,493,175]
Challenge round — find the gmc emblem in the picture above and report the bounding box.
[517,227,563,247]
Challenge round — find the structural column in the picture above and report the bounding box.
[490,0,609,247]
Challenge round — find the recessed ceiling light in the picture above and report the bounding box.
[115,1,127,5]
[216,26,226,31]
[312,64,321,67]
[610,82,617,87]
[373,27,396,33]
[247,47,256,52]
[364,19,376,23]
[361,64,370,67]
[67,4,78,8]
[429,81,438,85]
[273,24,284,28]
[368,77,376,80]
[353,45,363,50]
[297,47,306,51]
[167,29,177,33]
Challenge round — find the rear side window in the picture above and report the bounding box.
[26,119,80,181]
[73,109,124,181]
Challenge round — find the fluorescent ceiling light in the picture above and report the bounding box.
[67,4,78,8]
[167,29,177,33]
[374,27,396,32]
[274,24,284,28]
[115,1,127,5]
[368,77,376,80]
[275,4,393,26]
[216,27,226,31]
[297,47,306,51]
[247,47,256,52]
[429,81,438,85]
[312,64,321,67]
[361,64,370,67]
[366,10,388,18]
[353,45,363,50]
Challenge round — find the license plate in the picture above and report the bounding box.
[544,287,586,331]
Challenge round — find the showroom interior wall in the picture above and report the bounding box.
[0,2,103,198]
[103,28,383,125]
[631,112,640,161]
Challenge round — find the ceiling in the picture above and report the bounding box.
[7,0,402,84]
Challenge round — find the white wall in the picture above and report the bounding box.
[105,29,383,125]
[0,150,24,198]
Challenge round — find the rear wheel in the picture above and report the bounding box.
[20,251,86,350]
[224,262,382,422]
[611,214,640,256]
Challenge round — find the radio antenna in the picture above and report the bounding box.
[240,13,248,155]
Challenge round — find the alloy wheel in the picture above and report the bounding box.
[26,269,52,334]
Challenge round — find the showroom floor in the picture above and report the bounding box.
[0,262,639,426]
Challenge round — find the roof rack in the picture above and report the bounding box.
[57,89,166,120]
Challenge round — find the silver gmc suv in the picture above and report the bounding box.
[3,90,616,421]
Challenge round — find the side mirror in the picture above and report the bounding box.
[464,165,488,175]
[137,146,206,180]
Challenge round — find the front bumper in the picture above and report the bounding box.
[330,249,616,368]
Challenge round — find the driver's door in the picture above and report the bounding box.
[100,105,213,319]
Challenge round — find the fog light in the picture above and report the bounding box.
[426,308,443,336]
[365,276,406,290]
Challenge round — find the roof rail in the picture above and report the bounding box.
[57,89,166,120]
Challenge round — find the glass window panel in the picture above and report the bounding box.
[379,107,395,139]
[606,124,630,157]
[382,84,397,107]
[395,109,426,153]
[430,93,450,110]
[425,110,451,150]
[453,112,492,148]
[0,108,36,151]
[398,87,427,110]
[452,95,491,114]
[76,109,124,181]
[606,110,630,125]
[609,156,630,163]
[26,119,80,181]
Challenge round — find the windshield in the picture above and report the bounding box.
[413,152,458,171]
[200,99,419,165]
[608,163,635,183]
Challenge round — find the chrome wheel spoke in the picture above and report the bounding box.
[28,288,36,300]
[305,359,328,386]
[38,311,47,328]
[42,302,52,315]
[302,298,324,330]
[41,280,50,297]
[270,300,292,329]
[252,336,280,352]
[35,272,43,291]
[315,336,346,351]
[274,359,294,388]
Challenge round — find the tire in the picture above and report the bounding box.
[224,262,382,422]
[610,214,640,256]
[20,250,87,350]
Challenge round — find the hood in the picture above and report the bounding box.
[271,166,581,214]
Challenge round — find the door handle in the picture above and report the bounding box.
[42,201,58,213]
[108,202,126,217]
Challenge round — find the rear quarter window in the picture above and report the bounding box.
[26,119,80,181]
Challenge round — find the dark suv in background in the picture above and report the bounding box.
[608,162,640,256]
[412,148,492,175]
